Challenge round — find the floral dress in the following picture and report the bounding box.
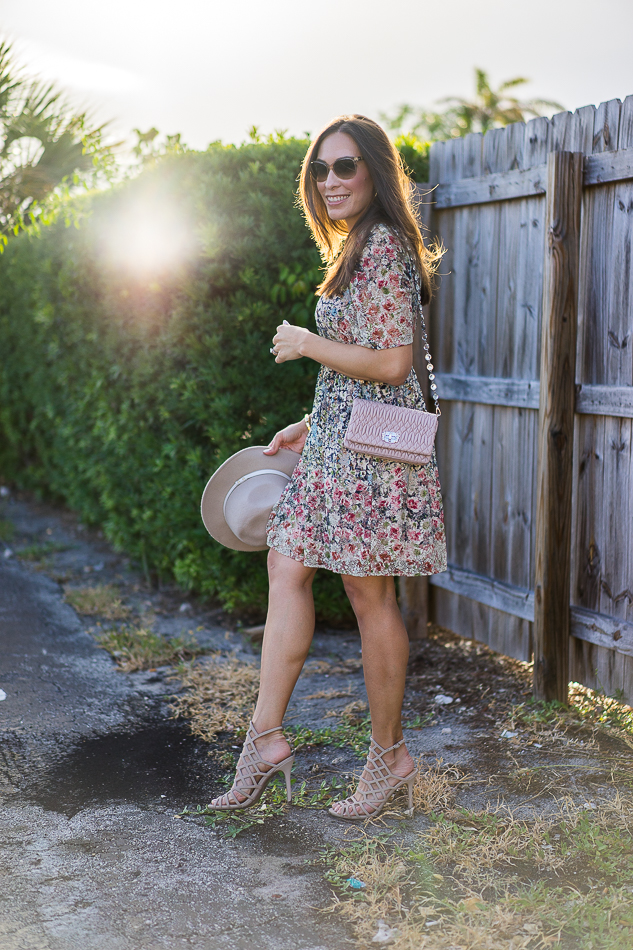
[266,223,447,577]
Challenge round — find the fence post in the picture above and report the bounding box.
[533,150,583,703]
[399,576,428,639]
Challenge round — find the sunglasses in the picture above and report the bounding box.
[309,156,364,182]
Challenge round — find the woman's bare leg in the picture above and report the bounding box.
[209,549,316,805]
[253,548,317,737]
[331,574,414,816]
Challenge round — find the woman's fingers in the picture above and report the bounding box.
[263,432,282,455]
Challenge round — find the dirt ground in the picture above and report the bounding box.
[2,490,633,950]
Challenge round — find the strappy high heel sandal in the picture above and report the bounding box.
[328,736,417,821]
[208,721,294,811]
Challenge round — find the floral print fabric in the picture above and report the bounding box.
[266,224,447,577]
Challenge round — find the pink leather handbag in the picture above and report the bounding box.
[344,398,438,465]
[343,266,440,466]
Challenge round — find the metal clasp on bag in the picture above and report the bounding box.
[382,431,400,444]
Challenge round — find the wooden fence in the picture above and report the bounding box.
[402,96,633,704]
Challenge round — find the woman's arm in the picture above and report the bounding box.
[272,324,412,387]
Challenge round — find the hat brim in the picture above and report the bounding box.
[200,446,300,552]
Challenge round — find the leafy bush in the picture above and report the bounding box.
[0,137,354,621]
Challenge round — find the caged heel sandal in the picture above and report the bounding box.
[328,736,417,821]
[208,721,294,811]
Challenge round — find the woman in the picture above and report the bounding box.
[210,114,446,820]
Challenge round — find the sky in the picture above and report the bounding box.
[2,0,633,152]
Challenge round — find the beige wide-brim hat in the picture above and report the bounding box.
[200,446,300,552]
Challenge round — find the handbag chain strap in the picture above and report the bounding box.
[411,264,440,416]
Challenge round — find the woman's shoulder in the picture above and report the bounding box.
[354,224,410,283]
[360,223,408,268]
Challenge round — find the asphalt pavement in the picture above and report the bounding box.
[0,511,354,950]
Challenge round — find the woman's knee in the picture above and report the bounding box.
[342,575,397,616]
[267,548,315,592]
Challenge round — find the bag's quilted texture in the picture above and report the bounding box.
[344,398,438,465]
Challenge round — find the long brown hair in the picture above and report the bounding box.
[299,114,440,302]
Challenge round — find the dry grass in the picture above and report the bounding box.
[325,699,368,720]
[413,758,466,816]
[501,682,633,752]
[303,657,363,676]
[95,625,204,672]
[424,793,633,888]
[323,793,633,950]
[65,584,131,620]
[170,655,260,743]
[324,837,414,945]
[302,688,354,701]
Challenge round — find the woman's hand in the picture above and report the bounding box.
[263,418,309,456]
[272,323,312,362]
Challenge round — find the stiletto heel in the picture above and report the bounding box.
[208,721,294,811]
[280,760,293,802]
[405,772,415,815]
[329,737,417,821]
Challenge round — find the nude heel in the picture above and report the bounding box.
[328,736,417,821]
[208,721,295,811]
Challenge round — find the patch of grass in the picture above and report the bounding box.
[65,584,131,620]
[95,625,204,672]
[17,541,71,561]
[169,656,260,743]
[178,774,349,837]
[505,683,633,749]
[403,712,435,730]
[0,518,14,542]
[319,794,633,949]
[289,715,373,756]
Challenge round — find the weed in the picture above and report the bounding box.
[289,715,373,756]
[413,758,466,816]
[179,796,288,838]
[17,541,71,561]
[95,625,204,672]
[0,518,14,542]
[65,584,131,620]
[505,684,633,749]
[403,713,434,730]
[325,699,368,720]
[169,656,260,744]
[179,774,349,837]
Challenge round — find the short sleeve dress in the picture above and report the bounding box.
[266,223,447,577]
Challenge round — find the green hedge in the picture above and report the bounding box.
[0,138,357,620]
[0,135,429,621]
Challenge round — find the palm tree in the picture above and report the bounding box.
[0,41,115,241]
[384,68,564,141]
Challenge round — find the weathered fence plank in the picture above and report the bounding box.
[429,567,633,660]
[533,151,584,702]
[430,564,534,620]
[435,377,633,417]
[584,148,633,186]
[434,166,547,208]
[575,385,633,417]
[436,375,540,408]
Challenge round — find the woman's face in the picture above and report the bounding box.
[316,131,374,230]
